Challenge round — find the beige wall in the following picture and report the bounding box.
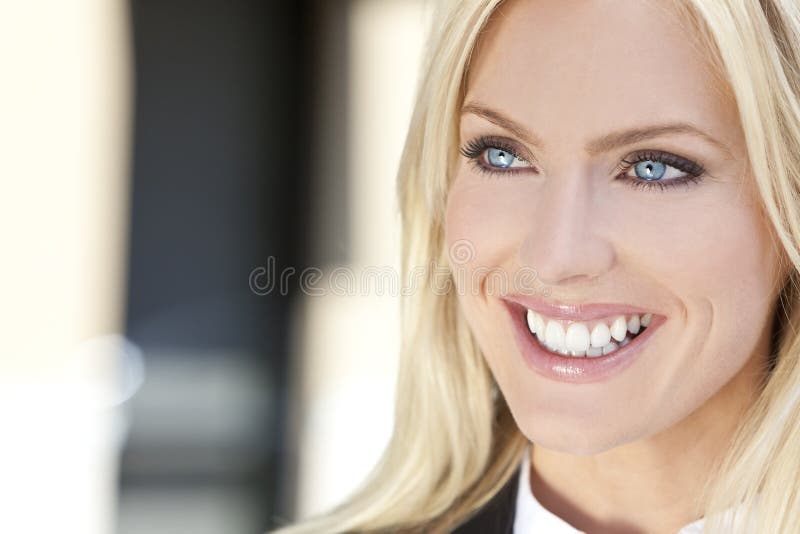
[0,1,133,532]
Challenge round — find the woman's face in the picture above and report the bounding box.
[445,0,786,454]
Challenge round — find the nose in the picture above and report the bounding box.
[518,169,615,288]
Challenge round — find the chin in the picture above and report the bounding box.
[506,397,648,456]
[520,424,629,456]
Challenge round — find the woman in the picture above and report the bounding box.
[275,0,800,532]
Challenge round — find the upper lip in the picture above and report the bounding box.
[503,293,657,321]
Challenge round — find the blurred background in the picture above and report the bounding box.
[1,1,432,533]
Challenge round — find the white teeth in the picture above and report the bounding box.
[526,309,538,334]
[586,346,604,358]
[535,313,545,337]
[590,322,611,348]
[627,315,641,335]
[610,316,628,342]
[565,323,590,353]
[602,341,619,355]
[545,320,566,350]
[524,309,654,358]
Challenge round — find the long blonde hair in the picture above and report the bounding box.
[273,0,800,532]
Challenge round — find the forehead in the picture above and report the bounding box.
[464,0,737,149]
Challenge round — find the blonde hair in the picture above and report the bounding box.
[273,0,800,532]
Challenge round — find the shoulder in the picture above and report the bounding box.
[451,467,520,534]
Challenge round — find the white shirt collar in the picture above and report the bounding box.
[513,446,709,534]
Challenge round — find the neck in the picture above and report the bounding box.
[528,347,768,534]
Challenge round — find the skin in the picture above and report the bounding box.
[444,1,790,532]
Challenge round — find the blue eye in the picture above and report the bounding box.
[460,137,706,192]
[619,150,706,192]
[484,147,529,170]
[460,136,534,175]
[633,160,666,180]
[486,148,521,168]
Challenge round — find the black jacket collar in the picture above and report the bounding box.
[451,467,520,534]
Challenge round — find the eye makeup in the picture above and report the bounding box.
[459,134,707,192]
[459,135,536,176]
[614,149,705,192]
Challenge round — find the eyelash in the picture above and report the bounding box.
[617,150,705,192]
[459,136,706,192]
[460,136,530,176]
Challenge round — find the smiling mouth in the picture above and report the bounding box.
[522,308,652,358]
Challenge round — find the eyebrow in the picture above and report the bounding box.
[460,102,733,157]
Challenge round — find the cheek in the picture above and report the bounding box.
[615,187,779,389]
[444,175,535,280]
[445,175,533,367]
[624,191,776,318]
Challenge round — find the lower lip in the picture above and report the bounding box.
[504,301,662,384]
